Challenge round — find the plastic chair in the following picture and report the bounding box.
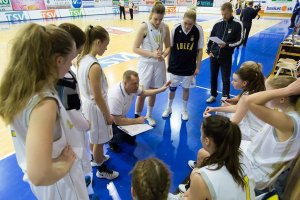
[275,60,300,78]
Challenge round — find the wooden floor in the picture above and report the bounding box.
[0,12,283,158]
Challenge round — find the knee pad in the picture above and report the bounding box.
[169,86,177,92]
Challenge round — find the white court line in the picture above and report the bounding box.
[0,152,15,161]
[195,85,236,97]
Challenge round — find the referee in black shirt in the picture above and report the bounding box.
[240,1,260,46]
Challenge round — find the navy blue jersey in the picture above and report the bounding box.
[168,24,202,76]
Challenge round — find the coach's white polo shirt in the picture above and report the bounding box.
[108,82,142,117]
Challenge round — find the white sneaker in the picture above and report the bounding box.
[178,184,188,193]
[188,160,196,169]
[167,193,184,200]
[96,164,119,180]
[91,155,110,167]
[206,96,216,103]
[181,111,189,121]
[162,108,172,118]
[146,116,156,126]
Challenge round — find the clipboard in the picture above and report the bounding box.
[209,36,226,45]
[117,124,153,136]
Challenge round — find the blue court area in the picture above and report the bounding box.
[0,18,292,200]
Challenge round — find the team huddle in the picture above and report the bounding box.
[0,1,299,200]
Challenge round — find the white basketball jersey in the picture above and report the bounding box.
[77,55,109,101]
[197,164,253,200]
[10,90,88,200]
[244,111,300,188]
[140,21,166,62]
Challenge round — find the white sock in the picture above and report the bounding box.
[146,106,153,117]
[183,100,188,112]
[167,99,173,109]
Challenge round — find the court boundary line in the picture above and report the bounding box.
[0,151,15,161]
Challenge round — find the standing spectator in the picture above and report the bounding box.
[128,0,134,20]
[240,1,260,47]
[206,2,243,103]
[289,0,300,28]
[119,0,126,20]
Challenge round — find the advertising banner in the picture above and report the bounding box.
[165,0,175,5]
[11,0,45,10]
[0,0,13,11]
[165,5,176,13]
[177,0,195,6]
[45,0,71,9]
[26,9,59,19]
[264,0,295,13]
[3,10,30,21]
[197,0,213,7]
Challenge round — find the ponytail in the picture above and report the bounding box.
[201,115,245,188]
[235,62,265,95]
[77,25,109,66]
[149,1,165,20]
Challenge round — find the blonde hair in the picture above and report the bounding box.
[184,8,197,21]
[0,23,74,123]
[266,76,300,112]
[131,158,171,200]
[240,61,263,72]
[77,25,109,65]
[149,1,165,20]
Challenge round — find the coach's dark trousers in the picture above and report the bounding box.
[129,8,133,19]
[119,6,126,19]
[210,56,232,98]
[243,22,252,46]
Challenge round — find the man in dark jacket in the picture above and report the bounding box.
[240,1,260,46]
[206,2,243,103]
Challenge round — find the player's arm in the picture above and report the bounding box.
[162,24,171,58]
[26,99,76,186]
[195,25,204,75]
[187,171,212,200]
[112,115,145,126]
[133,24,158,58]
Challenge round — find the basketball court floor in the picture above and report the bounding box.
[0,11,292,199]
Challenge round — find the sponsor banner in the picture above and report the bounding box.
[0,0,13,11]
[177,0,195,5]
[197,0,214,7]
[112,0,127,5]
[45,0,71,9]
[264,0,295,13]
[83,7,106,15]
[11,0,45,10]
[71,0,82,8]
[165,5,176,13]
[3,10,30,21]
[59,8,85,17]
[82,0,93,7]
[165,0,175,5]
[28,9,59,19]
